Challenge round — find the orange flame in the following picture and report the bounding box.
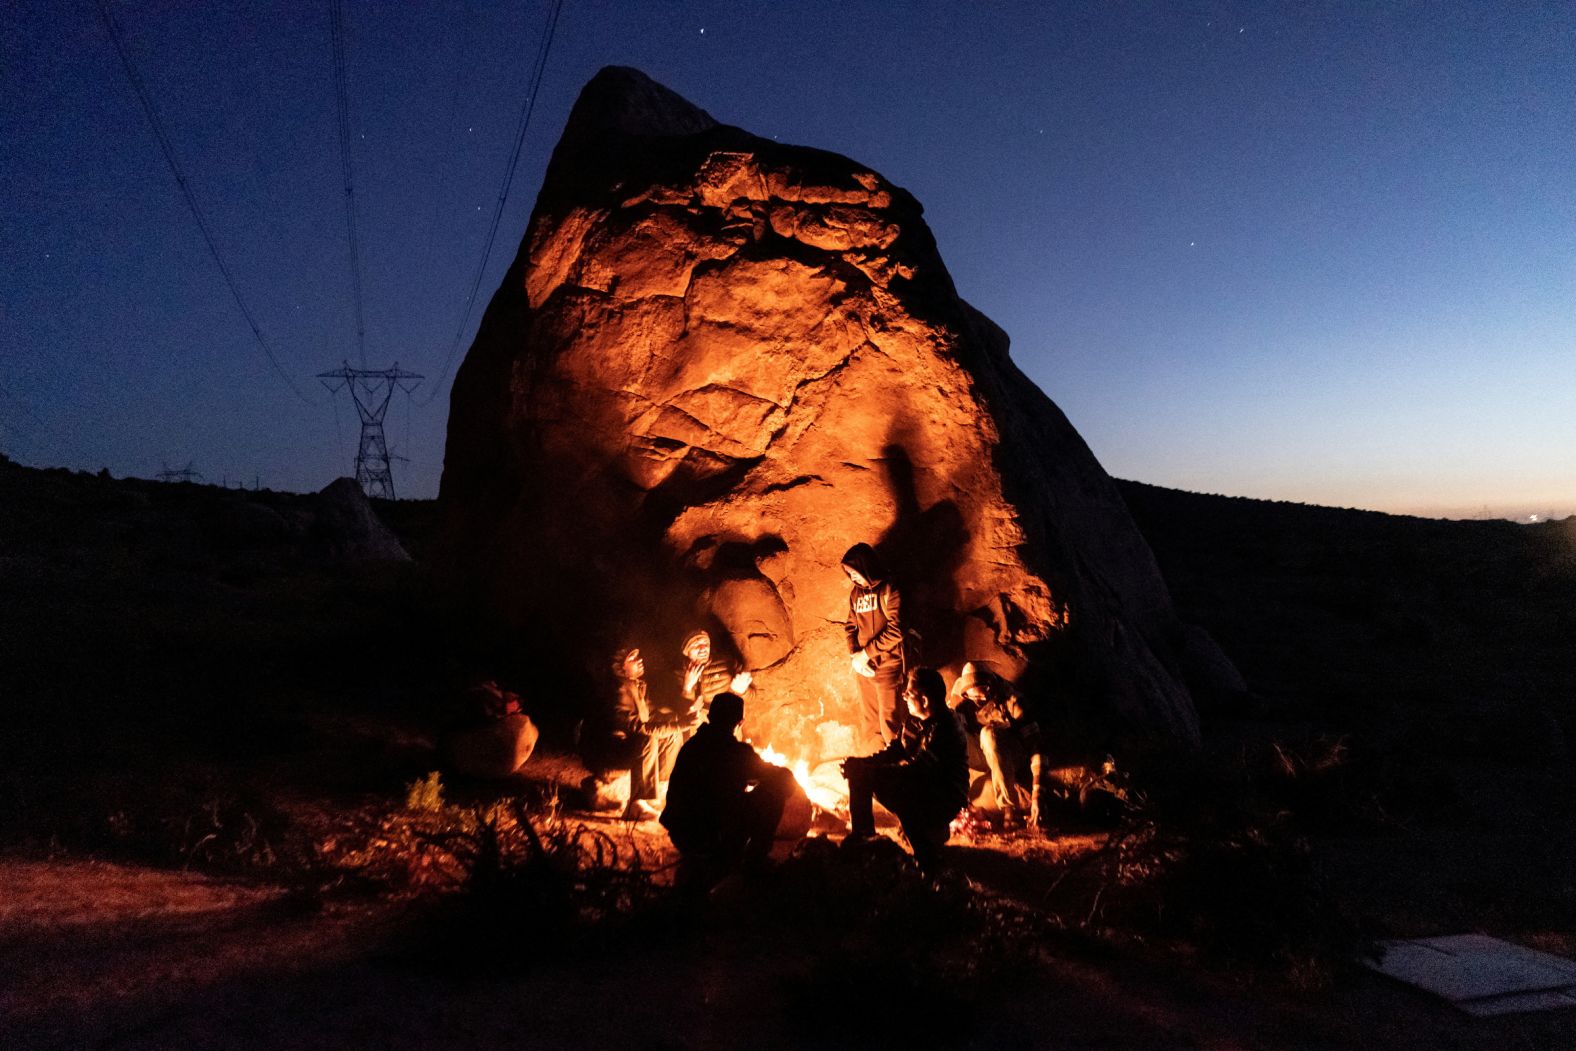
[759,742,848,816]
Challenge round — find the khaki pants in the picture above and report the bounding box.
[980,725,1029,811]
[855,672,904,754]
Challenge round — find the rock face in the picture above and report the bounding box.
[440,67,1237,757]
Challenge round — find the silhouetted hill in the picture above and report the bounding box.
[4,455,1568,762]
[1117,478,1576,757]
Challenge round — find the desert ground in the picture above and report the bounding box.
[2,457,1572,1049]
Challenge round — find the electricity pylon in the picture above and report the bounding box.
[318,362,422,500]
[157,461,203,484]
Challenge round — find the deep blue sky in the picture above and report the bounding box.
[3,1,1572,518]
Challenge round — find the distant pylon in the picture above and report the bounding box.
[317,362,422,500]
[157,461,203,484]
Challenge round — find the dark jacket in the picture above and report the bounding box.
[841,543,905,682]
[678,656,738,723]
[659,721,775,850]
[870,708,970,812]
[612,676,650,736]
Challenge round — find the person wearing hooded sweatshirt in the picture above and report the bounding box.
[841,542,906,752]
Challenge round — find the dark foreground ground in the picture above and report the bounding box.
[2,457,1573,1049]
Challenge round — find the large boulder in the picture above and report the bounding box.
[439,67,1238,760]
[312,477,410,563]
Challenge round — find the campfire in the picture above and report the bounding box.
[758,742,850,819]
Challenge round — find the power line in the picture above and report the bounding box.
[94,0,314,404]
[330,0,368,368]
[420,0,564,406]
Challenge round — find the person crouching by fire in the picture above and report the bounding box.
[841,667,968,872]
[660,692,795,891]
[841,542,906,752]
[947,661,1049,832]
[611,646,683,822]
[677,629,751,730]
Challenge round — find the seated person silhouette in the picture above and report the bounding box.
[659,692,794,890]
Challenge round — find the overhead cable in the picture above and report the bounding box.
[94,0,315,404]
[330,0,368,368]
[419,0,564,406]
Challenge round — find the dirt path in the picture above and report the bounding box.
[5,850,1570,1050]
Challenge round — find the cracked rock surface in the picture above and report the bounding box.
[439,67,1236,755]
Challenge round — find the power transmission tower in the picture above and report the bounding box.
[318,362,422,500]
[157,461,203,484]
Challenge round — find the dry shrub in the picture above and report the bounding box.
[177,794,283,871]
[765,837,1048,1043]
[398,795,663,971]
[1261,734,1378,832]
[1037,750,1379,988]
[1036,816,1371,989]
[1150,824,1370,983]
[1257,733,1466,833]
[89,787,297,874]
[403,770,444,812]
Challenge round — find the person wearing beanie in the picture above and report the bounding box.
[841,667,969,871]
[840,542,907,752]
[659,692,795,890]
[947,661,1048,831]
[676,629,751,729]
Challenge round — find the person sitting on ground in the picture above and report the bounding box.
[947,661,1049,831]
[676,629,751,729]
[841,667,969,871]
[659,692,795,890]
[611,646,684,822]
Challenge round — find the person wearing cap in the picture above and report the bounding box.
[677,629,751,729]
[840,542,907,752]
[659,692,795,889]
[610,646,681,821]
[841,667,969,871]
[947,661,1048,831]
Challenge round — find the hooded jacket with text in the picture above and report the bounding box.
[841,543,905,683]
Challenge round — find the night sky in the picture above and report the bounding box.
[3,1,1572,519]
